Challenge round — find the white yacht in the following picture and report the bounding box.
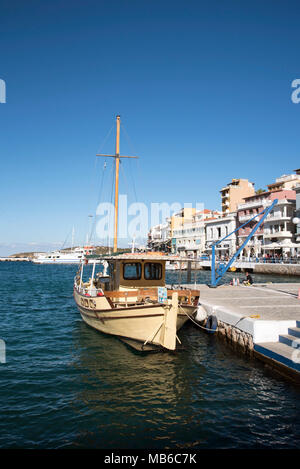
[32,246,96,264]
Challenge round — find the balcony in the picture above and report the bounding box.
[264,231,293,239]
[264,214,291,223]
[238,200,267,210]
[239,214,258,222]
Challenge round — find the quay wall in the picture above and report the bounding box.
[253,263,300,276]
[217,320,254,356]
[190,261,300,276]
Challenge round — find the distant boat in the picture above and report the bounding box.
[32,246,96,264]
[166,260,180,270]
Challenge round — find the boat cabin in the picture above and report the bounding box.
[75,253,199,309]
[107,257,165,291]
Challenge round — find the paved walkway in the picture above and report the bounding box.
[186,283,300,321]
[179,282,300,380]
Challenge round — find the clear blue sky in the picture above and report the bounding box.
[1,0,300,255]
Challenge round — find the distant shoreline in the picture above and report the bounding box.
[0,246,128,261]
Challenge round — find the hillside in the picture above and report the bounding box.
[9,246,129,259]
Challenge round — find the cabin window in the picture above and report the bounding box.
[144,263,162,280]
[123,262,142,280]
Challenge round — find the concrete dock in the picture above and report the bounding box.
[182,283,300,382]
[176,260,300,276]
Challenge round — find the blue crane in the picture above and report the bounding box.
[209,198,278,287]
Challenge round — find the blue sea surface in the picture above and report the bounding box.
[0,262,299,449]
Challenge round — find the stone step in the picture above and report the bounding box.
[279,334,300,347]
[288,327,300,339]
[254,341,300,373]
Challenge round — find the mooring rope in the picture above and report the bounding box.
[178,304,217,332]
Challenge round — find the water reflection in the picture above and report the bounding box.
[74,324,195,409]
[1,262,299,449]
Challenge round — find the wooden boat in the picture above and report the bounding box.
[74,253,199,351]
[73,116,200,351]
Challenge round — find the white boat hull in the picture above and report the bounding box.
[32,258,83,264]
[74,288,196,350]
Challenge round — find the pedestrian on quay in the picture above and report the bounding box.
[243,271,253,286]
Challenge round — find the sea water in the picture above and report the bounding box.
[0,262,299,449]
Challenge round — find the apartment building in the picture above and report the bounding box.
[295,183,300,243]
[172,209,221,257]
[220,178,255,215]
[237,189,297,257]
[267,168,300,192]
[147,220,171,252]
[205,213,237,258]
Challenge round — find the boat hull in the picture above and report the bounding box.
[74,288,196,350]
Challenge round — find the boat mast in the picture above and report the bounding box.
[96,115,139,253]
[114,116,120,253]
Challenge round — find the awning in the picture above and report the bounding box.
[262,242,299,250]
[262,243,280,250]
[206,247,229,251]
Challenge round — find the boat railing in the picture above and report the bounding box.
[107,288,199,305]
[74,279,199,306]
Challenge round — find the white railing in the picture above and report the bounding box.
[238,199,269,210]
[239,215,253,222]
[264,231,293,238]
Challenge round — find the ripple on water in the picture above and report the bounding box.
[0,263,299,449]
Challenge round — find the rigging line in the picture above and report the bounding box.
[89,160,107,243]
[96,123,115,155]
[120,121,138,155]
[91,158,114,247]
[120,122,139,203]
[107,159,115,250]
[90,123,115,210]
[129,158,138,203]
[119,159,133,203]
[60,227,72,251]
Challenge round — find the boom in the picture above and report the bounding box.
[209,198,278,287]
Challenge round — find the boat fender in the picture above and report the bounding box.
[195,305,207,322]
[205,315,218,333]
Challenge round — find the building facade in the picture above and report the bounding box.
[237,189,297,258]
[267,169,300,192]
[205,213,237,258]
[147,220,171,252]
[220,178,255,215]
[171,209,221,257]
[294,183,300,243]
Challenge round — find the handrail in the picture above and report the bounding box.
[104,288,199,301]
